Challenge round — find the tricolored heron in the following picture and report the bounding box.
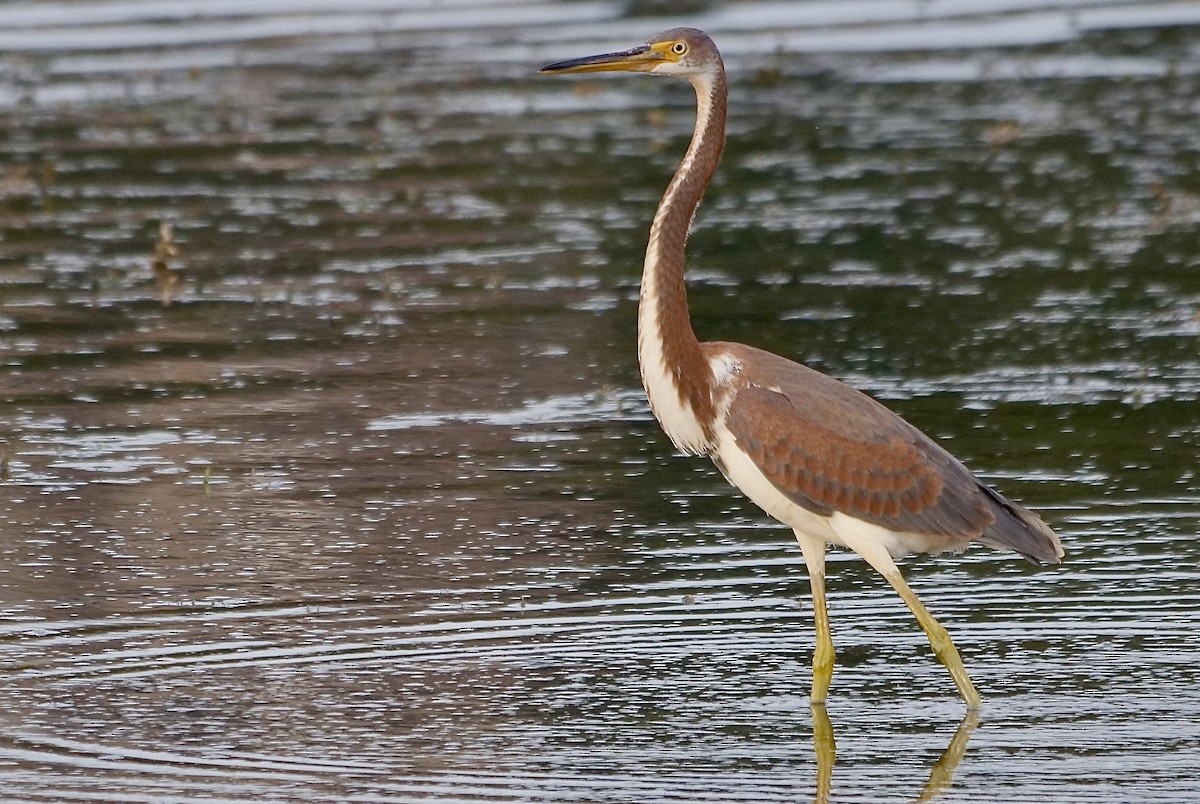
[540,28,1062,709]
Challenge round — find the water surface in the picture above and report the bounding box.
[1,1,1199,801]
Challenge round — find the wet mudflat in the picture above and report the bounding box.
[1,1,1199,801]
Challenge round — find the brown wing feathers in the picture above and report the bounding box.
[716,344,1060,562]
[726,382,990,537]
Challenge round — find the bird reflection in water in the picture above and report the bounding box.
[809,706,980,803]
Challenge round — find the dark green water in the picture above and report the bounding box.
[0,2,1198,801]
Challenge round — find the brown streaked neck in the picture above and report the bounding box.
[637,63,728,451]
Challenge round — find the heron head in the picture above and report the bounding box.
[539,28,720,79]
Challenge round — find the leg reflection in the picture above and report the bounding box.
[914,709,980,802]
[808,707,980,804]
[810,704,835,804]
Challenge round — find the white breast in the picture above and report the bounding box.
[636,314,709,455]
[712,423,840,543]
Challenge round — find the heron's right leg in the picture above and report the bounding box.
[794,529,834,706]
[835,524,982,709]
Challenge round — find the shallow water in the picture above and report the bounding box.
[1,1,1199,801]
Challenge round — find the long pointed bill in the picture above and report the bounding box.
[539,44,662,74]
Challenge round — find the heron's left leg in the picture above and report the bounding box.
[794,529,834,706]
[836,528,982,709]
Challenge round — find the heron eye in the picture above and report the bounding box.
[671,42,687,55]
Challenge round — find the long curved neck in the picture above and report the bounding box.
[637,65,727,455]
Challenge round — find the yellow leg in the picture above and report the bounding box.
[794,530,835,706]
[835,528,982,709]
[884,570,981,709]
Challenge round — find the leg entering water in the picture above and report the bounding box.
[794,529,834,705]
[885,571,981,708]
[835,528,982,709]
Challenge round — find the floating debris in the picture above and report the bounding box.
[152,221,183,306]
[983,120,1021,149]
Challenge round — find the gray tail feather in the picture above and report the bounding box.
[977,483,1064,565]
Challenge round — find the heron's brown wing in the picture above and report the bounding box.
[722,372,993,538]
